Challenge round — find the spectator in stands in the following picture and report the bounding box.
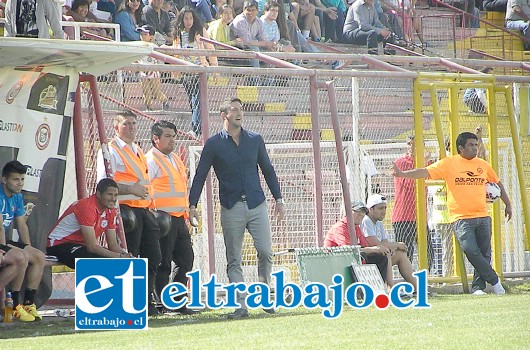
[47,179,133,268]
[189,0,214,22]
[317,0,345,42]
[483,0,508,12]
[392,131,512,295]
[172,6,218,136]
[392,134,433,266]
[70,0,113,38]
[5,0,64,38]
[96,111,162,315]
[463,67,493,113]
[324,200,394,287]
[290,0,320,41]
[310,0,338,41]
[261,1,296,51]
[383,0,425,48]
[96,0,117,19]
[162,0,178,20]
[207,4,244,45]
[114,0,144,41]
[278,0,321,53]
[361,194,418,292]
[343,0,397,55]
[377,0,405,43]
[211,0,229,17]
[189,97,286,319]
[137,24,170,111]
[143,0,173,44]
[230,0,277,53]
[505,0,530,50]
[0,160,46,322]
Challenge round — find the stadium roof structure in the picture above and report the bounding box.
[0,38,152,76]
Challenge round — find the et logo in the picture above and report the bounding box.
[75,259,148,330]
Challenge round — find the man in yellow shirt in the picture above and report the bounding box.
[392,131,512,295]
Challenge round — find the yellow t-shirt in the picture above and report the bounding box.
[426,155,499,222]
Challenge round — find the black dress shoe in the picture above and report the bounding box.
[227,308,249,320]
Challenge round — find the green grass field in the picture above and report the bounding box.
[2,284,530,350]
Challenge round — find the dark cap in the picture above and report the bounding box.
[136,25,155,36]
[352,200,368,213]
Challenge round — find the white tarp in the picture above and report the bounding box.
[0,37,153,76]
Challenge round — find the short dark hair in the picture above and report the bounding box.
[2,160,26,178]
[96,178,119,194]
[220,97,243,114]
[264,1,280,11]
[114,110,137,127]
[243,0,258,9]
[72,0,90,12]
[151,120,177,146]
[456,132,478,153]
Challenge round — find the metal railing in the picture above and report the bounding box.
[60,21,121,42]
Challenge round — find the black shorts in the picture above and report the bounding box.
[46,243,105,269]
[0,244,12,254]
[7,240,28,249]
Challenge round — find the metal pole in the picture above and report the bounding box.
[309,75,323,246]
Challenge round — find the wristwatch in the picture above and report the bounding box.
[276,198,284,204]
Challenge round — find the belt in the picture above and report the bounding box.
[239,195,247,202]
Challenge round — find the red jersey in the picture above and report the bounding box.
[324,217,367,247]
[47,195,117,247]
[392,153,417,222]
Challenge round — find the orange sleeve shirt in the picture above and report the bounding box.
[426,155,499,222]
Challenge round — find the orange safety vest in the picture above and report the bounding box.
[110,139,152,208]
[146,149,189,218]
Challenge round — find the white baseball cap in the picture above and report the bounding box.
[366,194,387,209]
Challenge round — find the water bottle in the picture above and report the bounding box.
[4,292,13,323]
[55,308,71,318]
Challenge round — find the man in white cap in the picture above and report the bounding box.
[361,194,417,292]
[324,200,394,286]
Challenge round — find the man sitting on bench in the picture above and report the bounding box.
[324,200,394,287]
[47,178,133,268]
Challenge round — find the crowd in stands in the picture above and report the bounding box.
[0,0,526,52]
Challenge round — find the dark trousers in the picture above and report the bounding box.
[46,243,104,269]
[453,217,499,291]
[324,6,345,42]
[155,215,194,299]
[343,28,384,49]
[393,221,433,269]
[121,205,161,299]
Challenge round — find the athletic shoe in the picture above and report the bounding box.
[13,305,36,322]
[383,48,397,55]
[492,281,506,295]
[368,49,379,55]
[472,289,487,295]
[262,308,276,314]
[24,304,42,321]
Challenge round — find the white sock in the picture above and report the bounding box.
[302,30,310,39]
